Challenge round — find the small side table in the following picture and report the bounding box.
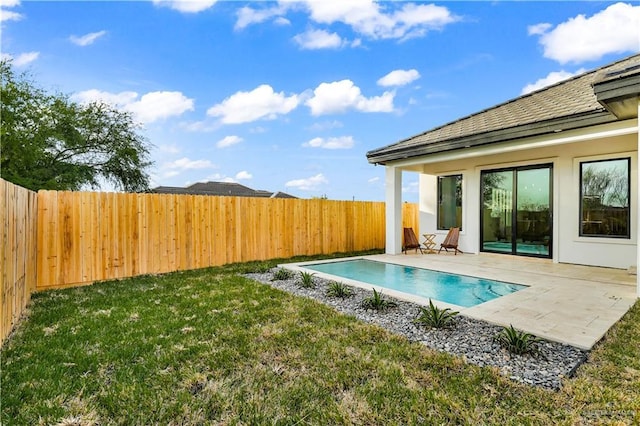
[422,233,437,254]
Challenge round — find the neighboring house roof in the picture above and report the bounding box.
[367,54,640,165]
[270,191,298,199]
[151,182,297,198]
[186,182,260,196]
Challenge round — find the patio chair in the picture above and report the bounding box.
[402,227,424,254]
[438,227,463,255]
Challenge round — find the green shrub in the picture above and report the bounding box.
[496,325,541,355]
[361,288,397,311]
[298,271,316,288]
[271,268,294,281]
[414,299,459,328]
[326,281,354,298]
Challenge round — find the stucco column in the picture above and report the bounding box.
[637,98,640,298]
[385,166,402,254]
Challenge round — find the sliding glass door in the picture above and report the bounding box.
[481,164,552,258]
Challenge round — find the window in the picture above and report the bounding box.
[580,157,630,238]
[437,174,462,230]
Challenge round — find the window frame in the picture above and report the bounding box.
[579,157,631,239]
[437,174,463,231]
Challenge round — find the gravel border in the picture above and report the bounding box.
[245,269,589,391]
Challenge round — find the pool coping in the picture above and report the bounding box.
[280,253,638,350]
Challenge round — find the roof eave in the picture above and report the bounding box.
[366,111,615,165]
[593,72,640,120]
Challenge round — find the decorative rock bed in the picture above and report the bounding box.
[245,269,588,391]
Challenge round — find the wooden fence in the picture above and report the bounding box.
[0,180,418,343]
[37,191,419,290]
[1,179,38,343]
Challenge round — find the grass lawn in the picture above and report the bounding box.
[2,253,639,425]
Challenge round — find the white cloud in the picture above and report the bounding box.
[293,29,344,50]
[235,170,252,180]
[159,157,215,179]
[0,0,23,22]
[205,173,226,181]
[72,89,194,124]
[274,17,291,26]
[2,51,39,67]
[72,89,139,106]
[521,69,586,95]
[217,135,243,148]
[305,79,395,116]
[236,1,458,42]
[152,0,217,13]
[368,177,380,184]
[207,84,300,124]
[165,157,215,170]
[235,4,288,30]
[301,0,458,40]
[13,51,39,66]
[527,23,551,36]
[303,136,354,149]
[377,69,420,87]
[391,3,458,40]
[202,174,235,183]
[128,92,194,123]
[531,3,640,64]
[69,30,107,46]
[285,173,328,191]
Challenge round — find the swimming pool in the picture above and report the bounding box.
[302,259,526,308]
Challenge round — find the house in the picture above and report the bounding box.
[367,54,640,296]
[151,182,297,199]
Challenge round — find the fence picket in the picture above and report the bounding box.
[1,180,37,343]
[2,178,419,344]
[33,192,416,289]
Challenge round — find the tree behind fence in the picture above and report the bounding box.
[37,191,419,289]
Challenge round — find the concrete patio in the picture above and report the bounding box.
[290,252,638,350]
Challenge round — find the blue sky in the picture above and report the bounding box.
[1,1,639,201]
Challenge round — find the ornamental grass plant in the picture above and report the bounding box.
[414,299,459,329]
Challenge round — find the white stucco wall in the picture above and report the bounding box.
[556,152,637,269]
[418,174,436,243]
[419,171,480,254]
[411,124,638,269]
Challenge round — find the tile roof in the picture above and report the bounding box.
[367,54,640,164]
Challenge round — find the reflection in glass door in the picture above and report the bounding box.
[481,165,552,258]
[481,171,513,253]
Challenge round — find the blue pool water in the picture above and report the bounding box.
[303,259,525,308]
